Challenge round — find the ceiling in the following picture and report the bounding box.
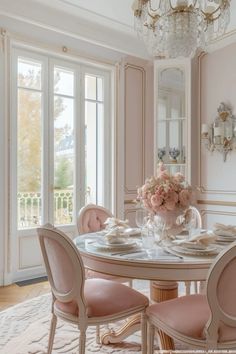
[1,0,236,60]
[36,0,236,34]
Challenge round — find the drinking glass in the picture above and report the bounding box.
[135,208,149,230]
[185,209,198,239]
[141,224,155,258]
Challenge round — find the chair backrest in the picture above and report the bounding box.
[77,204,113,234]
[37,224,87,320]
[205,241,236,347]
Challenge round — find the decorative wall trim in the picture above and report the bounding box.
[198,51,236,195]
[201,209,236,218]
[198,199,236,207]
[124,207,138,220]
[124,199,137,205]
[124,63,145,195]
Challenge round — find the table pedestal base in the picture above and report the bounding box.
[151,281,178,350]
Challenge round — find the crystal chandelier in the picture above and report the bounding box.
[132,0,231,58]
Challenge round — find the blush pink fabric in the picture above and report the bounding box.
[146,294,236,342]
[217,258,236,317]
[81,209,109,233]
[44,237,74,294]
[55,278,149,317]
[147,295,210,340]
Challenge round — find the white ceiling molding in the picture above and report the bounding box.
[0,0,149,60]
[34,0,134,33]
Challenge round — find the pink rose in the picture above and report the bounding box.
[164,196,176,211]
[173,173,185,183]
[179,189,191,207]
[150,194,162,207]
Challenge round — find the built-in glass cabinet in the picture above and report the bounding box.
[154,59,191,180]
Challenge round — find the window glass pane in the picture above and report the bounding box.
[54,67,74,96]
[85,75,96,100]
[85,101,97,204]
[18,58,42,90]
[54,96,74,225]
[17,88,42,229]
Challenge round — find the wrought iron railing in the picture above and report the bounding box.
[17,190,73,229]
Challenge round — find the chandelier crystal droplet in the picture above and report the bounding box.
[132,0,231,58]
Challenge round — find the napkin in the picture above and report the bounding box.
[103,227,127,244]
[173,231,217,249]
[104,217,130,231]
[214,223,236,237]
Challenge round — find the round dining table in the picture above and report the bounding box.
[74,232,221,350]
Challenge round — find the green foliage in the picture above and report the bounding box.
[17,69,65,192]
[54,157,73,189]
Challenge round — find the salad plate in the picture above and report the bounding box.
[171,244,219,256]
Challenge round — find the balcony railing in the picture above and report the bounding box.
[17,190,73,229]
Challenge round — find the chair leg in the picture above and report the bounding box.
[48,313,57,354]
[79,328,87,354]
[96,325,100,344]
[141,312,147,354]
[147,322,155,354]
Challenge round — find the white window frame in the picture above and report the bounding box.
[10,44,115,281]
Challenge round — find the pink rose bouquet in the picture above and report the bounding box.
[137,163,192,214]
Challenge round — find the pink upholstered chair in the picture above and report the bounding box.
[146,241,236,352]
[77,203,112,234]
[77,203,133,287]
[37,224,149,354]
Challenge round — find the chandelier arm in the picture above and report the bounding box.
[148,0,159,12]
[201,0,230,19]
[147,1,171,21]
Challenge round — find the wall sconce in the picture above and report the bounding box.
[201,102,236,162]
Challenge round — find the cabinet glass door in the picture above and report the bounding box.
[156,67,186,176]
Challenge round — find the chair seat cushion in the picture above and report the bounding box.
[147,294,236,342]
[55,278,148,318]
[147,294,209,340]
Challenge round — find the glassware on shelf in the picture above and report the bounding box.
[169,147,180,163]
[157,147,166,162]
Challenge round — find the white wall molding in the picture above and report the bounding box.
[0,0,149,60]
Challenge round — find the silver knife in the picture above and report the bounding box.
[111,249,144,256]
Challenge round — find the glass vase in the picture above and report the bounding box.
[154,210,184,244]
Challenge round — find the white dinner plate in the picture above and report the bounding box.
[171,244,219,256]
[95,238,138,250]
[216,235,236,242]
[214,230,236,237]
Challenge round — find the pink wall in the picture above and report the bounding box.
[119,56,154,225]
[199,43,236,227]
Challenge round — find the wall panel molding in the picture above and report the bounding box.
[124,63,145,195]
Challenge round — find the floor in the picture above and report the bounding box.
[0,281,51,311]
